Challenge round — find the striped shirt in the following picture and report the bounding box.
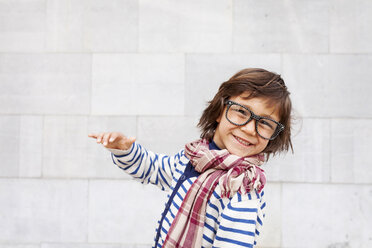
[108,142,266,248]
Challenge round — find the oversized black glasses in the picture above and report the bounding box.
[225,100,284,140]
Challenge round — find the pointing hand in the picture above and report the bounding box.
[88,132,136,151]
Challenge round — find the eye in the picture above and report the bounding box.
[258,119,276,130]
[237,109,247,115]
[232,107,249,116]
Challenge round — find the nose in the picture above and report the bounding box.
[241,119,257,136]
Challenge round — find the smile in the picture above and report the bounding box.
[233,135,252,147]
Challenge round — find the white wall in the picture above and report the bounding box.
[0,0,371,247]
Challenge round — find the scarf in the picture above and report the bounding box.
[162,139,266,248]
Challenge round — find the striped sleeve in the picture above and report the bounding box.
[107,142,184,191]
[254,190,266,246]
[212,190,266,248]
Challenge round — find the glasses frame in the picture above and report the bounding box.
[225,100,285,140]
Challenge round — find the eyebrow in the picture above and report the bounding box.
[239,102,277,120]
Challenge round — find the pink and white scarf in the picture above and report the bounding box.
[162,139,266,248]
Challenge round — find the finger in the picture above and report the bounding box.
[109,133,117,143]
[102,133,112,146]
[127,137,136,145]
[97,133,105,143]
[88,133,98,138]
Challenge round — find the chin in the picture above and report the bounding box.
[227,146,252,157]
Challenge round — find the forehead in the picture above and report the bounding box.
[230,93,280,121]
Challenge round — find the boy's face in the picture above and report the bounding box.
[213,93,280,157]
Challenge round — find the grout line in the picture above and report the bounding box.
[0,177,135,181]
[329,118,333,183]
[280,53,284,74]
[136,115,139,138]
[183,52,187,115]
[89,54,93,116]
[137,0,140,53]
[0,177,370,185]
[280,182,283,248]
[1,51,372,55]
[41,115,45,178]
[3,113,372,120]
[44,0,48,52]
[328,0,331,54]
[86,179,90,242]
[231,0,234,53]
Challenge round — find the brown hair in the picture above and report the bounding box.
[198,68,293,158]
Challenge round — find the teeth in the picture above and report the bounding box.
[235,136,250,146]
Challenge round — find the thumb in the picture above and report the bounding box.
[128,137,136,144]
[122,137,136,150]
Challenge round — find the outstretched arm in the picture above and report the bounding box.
[88,132,183,191]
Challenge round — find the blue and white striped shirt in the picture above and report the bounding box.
[108,142,266,248]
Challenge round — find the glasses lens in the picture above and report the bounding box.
[226,104,251,125]
[226,102,283,140]
[257,118,279,139]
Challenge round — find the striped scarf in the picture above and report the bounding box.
[162,139,266,248]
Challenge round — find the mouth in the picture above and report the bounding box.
[233,135,253,147]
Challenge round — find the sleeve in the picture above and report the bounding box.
[212,190,266,248]
[254,190,266,246]
[107,142,184,191]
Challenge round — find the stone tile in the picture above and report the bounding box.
[84,0,138,52]
[283,54,372,118]
[266,118,331,183]
[91,54,185,115]
[0,0,45,52]
[0,115,43,178]
[185,54,281,116]
[331,119,372,184]
[139,0,232,53]
[233,0,329,53]
[282,54,328,118]
[257,183,282,248]
[43,116,136,179]
[19,116,43,177]
[45,0,85,52]
[137,116,200,155]
[42,116,86,178]
[88,180,166,244]
[0,179,88,242]
[330,0,372,53]
[46,0,138,52]
[0,54,91,115]
[327,55,372,118]
[283,55,326,117]
[0,116,20,177]
[282,183,372,248]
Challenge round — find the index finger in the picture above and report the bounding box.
[88,133,98,138]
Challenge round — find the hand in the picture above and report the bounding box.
[88,132,136,150]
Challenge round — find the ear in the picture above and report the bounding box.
[216,112,222,123]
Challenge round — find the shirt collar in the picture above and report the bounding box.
[209,140,221,150]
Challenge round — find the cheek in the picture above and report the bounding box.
[258,138,270,149]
